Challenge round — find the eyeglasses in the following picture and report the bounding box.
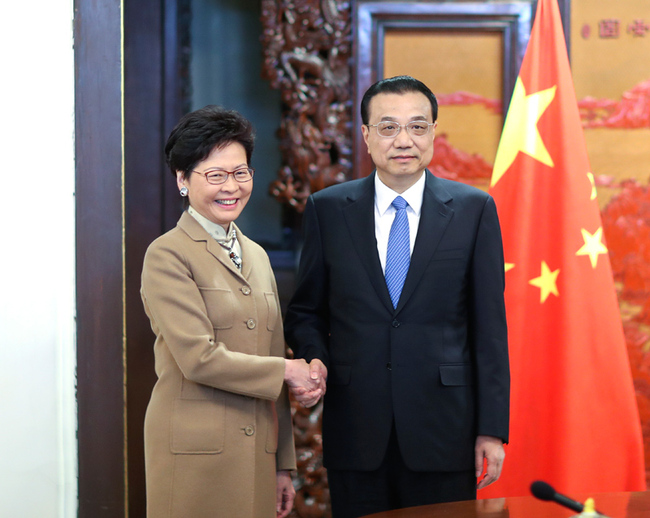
[366,120,436,138]
[192,167,255,185]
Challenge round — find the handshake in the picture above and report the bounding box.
[284,358,328,408]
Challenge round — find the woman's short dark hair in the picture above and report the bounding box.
[360,75,438,125]
[165,105,255,179]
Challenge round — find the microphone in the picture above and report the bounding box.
[530,480,584,513]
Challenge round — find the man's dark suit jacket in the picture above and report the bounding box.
[284,171,510,473]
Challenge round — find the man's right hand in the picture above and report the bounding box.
[284,358,327,408]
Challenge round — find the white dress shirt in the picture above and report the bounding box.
[374,172,426,273]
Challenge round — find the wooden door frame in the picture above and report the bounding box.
[75,0,125,515]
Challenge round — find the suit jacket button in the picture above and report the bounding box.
[392,320,400,328]
[246,319,256,329]
[244,425,255,436]
[386,362,392,370]
[241,286,251,295]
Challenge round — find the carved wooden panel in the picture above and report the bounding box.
[261,0,353,212]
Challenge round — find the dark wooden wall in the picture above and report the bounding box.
[75,0,189,515]
[75,0,126,515]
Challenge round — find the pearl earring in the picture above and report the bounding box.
[179,186,188,197]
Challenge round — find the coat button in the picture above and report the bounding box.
[392,320,400,328]
[246,319,256,329]
[241,286,251,295]
[386,362,392,370]
[244,425,255,436]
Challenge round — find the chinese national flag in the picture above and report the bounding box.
[483,0,646,498]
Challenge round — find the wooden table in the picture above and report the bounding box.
[362,492,650,518]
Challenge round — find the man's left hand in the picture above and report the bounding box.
[475,435,505,490]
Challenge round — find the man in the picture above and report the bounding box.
[284,75,510,518]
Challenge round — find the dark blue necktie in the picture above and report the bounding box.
[385,196,410,309]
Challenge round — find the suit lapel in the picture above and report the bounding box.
[396,172,454,313]
[342,173,395,313]
[178,212,248,281]
[235,223,254,280]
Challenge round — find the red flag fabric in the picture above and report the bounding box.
[484,0,646,498]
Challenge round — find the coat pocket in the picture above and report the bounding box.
[439,363,474,386]
[264,401,279,453]
[170,396,225,454]
[264,292,279,332]
[432,248,465,261]
[198,287,234,330]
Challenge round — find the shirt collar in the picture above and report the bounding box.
[375,171,426,216]
[187,206,235,243]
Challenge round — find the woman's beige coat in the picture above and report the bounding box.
[141,211,296,517]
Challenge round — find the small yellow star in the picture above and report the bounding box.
[491,77,557,187]
[505,263,515,273]
[576,227,608,268]
[587,172,597,201]
[529,261,560,303]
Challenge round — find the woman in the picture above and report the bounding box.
[141,106,319,517]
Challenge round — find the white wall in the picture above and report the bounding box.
[0,1,77,517]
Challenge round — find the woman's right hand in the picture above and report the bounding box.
[284,359,326,407]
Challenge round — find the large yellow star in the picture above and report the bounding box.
[491,77,557,187]
[576,227,608,268]
[529,261,560,303]
[505,263,515,273]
